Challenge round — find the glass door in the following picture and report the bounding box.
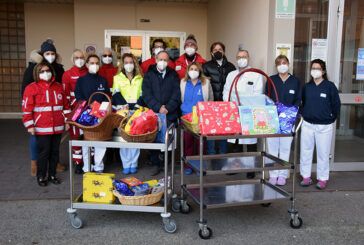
[334,0,364,165]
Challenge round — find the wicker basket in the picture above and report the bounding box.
[180,117,200,134]
[118,116,158,143]
[113,189,164,206]
[67,92,124,141]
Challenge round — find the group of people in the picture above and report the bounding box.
[22,35,340,190]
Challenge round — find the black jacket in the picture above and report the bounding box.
[21,61,64,97]
[202,56,235,101]
[142,65,181,126]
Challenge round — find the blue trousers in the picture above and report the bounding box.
[30,134,38,160]
[206,140,227,155]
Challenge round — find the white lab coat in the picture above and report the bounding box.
[223,67,264,145]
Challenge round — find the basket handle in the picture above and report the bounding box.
[88,91,112,113]
[228,68,279,106]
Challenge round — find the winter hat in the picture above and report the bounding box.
[184,34,198,50]
[40,38,56,55]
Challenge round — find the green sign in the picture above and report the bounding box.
[276,0,295,19]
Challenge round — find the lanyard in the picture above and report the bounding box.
[185,56,196,66]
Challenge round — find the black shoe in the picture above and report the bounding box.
[151,166,161,176]
[75,163,84,175]
[48,176,61,184]
[246,172,256,179]
[37,178,47,187]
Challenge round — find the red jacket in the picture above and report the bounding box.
[62,65,88,109]
[141,58,175,74]
[175,53,206,80]
[22,79,70,135]
[98,64,118,90]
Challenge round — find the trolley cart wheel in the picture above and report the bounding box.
[261,203,271,207]
[199,226,212,240]
[290,216,303,229]
[180,203,191,214]
[163,219,177,233]
[171,198,181,213]
[70,213,83,229]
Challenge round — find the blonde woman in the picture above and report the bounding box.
[180,62,213,174]
[112,53,143,174]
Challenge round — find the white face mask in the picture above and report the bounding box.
[188,70,199,80]
[124,63,134,73]
[75,58,85,68]
[88,64,99,74]
[185,47,196,56]
[39,72,52,81]
[154,47,164,56]
[237,58,248,68]
[277,64,289,74]
[157,61,168,71]
[311,69,323,79]
[44,54,55,64]
[102,56,112,65]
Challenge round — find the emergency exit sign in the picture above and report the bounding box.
[276,0,295,19]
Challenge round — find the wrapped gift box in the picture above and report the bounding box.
[196,101,242,136]
[67,100,87,122]
[239,106,280,135]
[83,172,115,204]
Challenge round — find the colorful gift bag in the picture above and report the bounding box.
[196,101,242,136]
[155,113,167,143]
[276,102,299,134]
[239,106,280,135]
[83,172,115,204]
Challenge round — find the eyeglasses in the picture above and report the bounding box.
[102,54,112,57]
[39,69,50,73]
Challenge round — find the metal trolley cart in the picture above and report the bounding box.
[172,118,303,239]
[66,125,178,233]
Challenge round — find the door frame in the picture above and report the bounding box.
[104,29,186,61]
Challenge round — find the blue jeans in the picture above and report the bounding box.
[206,140,227,154]
[30,134,38,160]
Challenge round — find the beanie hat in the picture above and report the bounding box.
[40,38,56,55]
[184,34,198,50]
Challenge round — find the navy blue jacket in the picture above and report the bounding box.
[142,65,181,126]
[265,74,302,107]
[302,80,341,125]
[74,73,110,103]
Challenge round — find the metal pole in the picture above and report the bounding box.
[69,141,74,205]
[199,135,204,223]
[180,127,185,200]
[262,138,266,180]
[164,131,169,215]
[171,127,175,194]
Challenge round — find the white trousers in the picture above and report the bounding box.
[300,120,333,181]
[82,146,107,172]
[119,148,140,169]
[267,136,293,178]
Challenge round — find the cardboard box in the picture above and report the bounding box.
[83,172,115,204]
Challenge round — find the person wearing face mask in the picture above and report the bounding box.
[75,54,110,173]
[22,62,70,186]
[180,62,213,175]
[203,42,235,155]
[141,39,176,74]
[223,49,263,179]
[112,53,144,174]
[299,59,341,190]
[61,49,88,174]
[142,51,181,176]
[264,55,302,186]
[175,34,206,80]
[21,38,66,176]
[98,48,118,91]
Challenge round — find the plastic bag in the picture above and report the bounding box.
[154,113,167,143]
[276,102,299,134]
[129,110,158,135]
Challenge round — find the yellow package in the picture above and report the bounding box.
[117,109,129,117]
[143,179,158,187]
[192,106,198,123]
[124,106,149,133]
[83,172,115,204]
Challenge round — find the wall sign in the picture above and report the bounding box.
[276,43,292,62]
[276,0,295,19]
[84,44,97,54]
[356,48,364,80]
[311,39,328,62]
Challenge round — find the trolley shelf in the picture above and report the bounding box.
[182,152,291,175]
[182,180,290,209]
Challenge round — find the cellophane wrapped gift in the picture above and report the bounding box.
[239,106,280,135]
[77,110,99,126]
[67,100,87,122]
[276,102,299,134]
[196,101,242,136]
[154,113,167,143]
[83,172,115,204]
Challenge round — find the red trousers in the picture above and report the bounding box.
[69,125,83,164]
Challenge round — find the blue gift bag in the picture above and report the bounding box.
[154,113,167,143]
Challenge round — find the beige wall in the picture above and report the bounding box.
[207,0,272,71]
[24,3,75,70]
[74,0,208,59]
